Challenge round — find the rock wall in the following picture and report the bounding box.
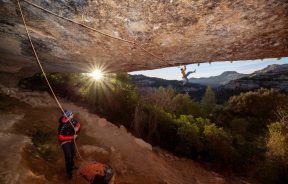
[1,0,288,73]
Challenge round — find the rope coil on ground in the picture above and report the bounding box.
[16,0,83,161]
[22,0,173,66]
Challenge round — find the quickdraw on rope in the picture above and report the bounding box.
[22,0,173,66]
[16,0,83,161]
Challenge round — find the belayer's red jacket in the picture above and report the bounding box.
[58,117,80,142]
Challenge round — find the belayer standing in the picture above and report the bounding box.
[58,109,80,179]
[180,65,196,85]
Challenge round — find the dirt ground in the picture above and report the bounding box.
[0,85,251,184]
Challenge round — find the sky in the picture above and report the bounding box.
[129,57,288,80]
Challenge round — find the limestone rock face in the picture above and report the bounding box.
[1,0,288,73]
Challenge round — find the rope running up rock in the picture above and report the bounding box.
[22,0,173,66]
[16,0,83,161]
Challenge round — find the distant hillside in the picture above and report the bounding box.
[190,71,247,87]
[223,64,288,92]
[130,64,288,101]
[129,74,206,100]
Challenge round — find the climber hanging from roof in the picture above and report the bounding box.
[180,65,196,85]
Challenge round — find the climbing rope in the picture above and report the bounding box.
[16,0,83,161]
[22,0,173,66]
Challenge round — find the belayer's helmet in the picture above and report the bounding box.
[63,109,73,117]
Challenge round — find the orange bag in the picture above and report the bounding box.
[79,162,114,184]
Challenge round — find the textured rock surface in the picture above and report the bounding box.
[0,0,288,73]
[0,113,31,184]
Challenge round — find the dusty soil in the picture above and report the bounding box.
[0,85,251,184]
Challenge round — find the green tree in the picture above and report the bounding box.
[171,93,202,117]
[224,88,288,133]
[227,89,287,121]
[175,115,204,157]
[201,86,216,115]
[151,106,179,150]
[204,123,237,164]
[138,87,201,117]
[267,122,288,164]
[253,108,288,184]
[229,118,249,134]
[103,73,139,126]
[176,121,202,157]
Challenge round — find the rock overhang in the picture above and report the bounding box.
[0,0,288,73]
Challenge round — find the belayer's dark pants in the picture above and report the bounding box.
[62,141,75,175]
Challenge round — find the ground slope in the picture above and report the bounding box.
[0,85,250,184]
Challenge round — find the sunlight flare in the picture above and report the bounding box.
[88,69,104,81]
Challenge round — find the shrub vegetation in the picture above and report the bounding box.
[19,73,288,183]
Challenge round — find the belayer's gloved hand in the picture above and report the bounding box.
[74,127,79,132]
[73,135,78,139]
